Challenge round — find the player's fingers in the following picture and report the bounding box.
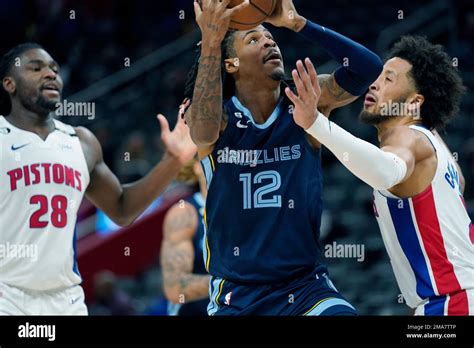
[219,0,232,10]
[285,87,300,106]
[291,68,307,99]
[204,0,214,10]
[194,0,203,17]
[157,114,171,138]
[296,60,311,92]
[226,0,249,17]
[305,58,320,94]
[176,107,188,127]
[180,98,191,112]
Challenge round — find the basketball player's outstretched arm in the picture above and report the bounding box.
[287,58,416,191]
[161,202,210,303]
[187,0,249,148]
[77,103,197,227]
[266,0,383,116]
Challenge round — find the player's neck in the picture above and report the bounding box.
[8,105,55,139]
[376,117,423,142]
[235,81,280,124]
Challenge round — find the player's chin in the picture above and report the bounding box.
[267,66,285,82]
[37,95,61,111]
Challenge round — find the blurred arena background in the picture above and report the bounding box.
[0,0,472,315]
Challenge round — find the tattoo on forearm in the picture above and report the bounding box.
[191,54,223,127]
[162,247,209,301]
[318,74,354,102]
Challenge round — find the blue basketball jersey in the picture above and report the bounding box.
[200,95,327,284]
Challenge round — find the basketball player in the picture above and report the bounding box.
[0,43,196,315]
[161,152,210,316]
[185,0,383,315]
[295,35,473,315]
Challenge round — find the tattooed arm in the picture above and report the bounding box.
[316,74,358,117]
[266,0,382,116]
[160,201,210,304]
[187,0,249,150]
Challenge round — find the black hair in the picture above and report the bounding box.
[183,30,295,108]
[387,35,466,130]
[0,42,44,115]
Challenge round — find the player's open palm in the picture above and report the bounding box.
[285,58,322,130]
[157,99,197,165]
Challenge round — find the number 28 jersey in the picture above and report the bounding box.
[0,116,89,291]
[200,96,326,284]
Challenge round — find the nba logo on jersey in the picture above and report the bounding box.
[224,292,232,306]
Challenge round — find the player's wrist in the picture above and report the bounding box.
[162,151,184,169]
[304,111,327,135]
[290,15,307,32]
[201,37,224,52]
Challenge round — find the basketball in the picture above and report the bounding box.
[228,0,277,30]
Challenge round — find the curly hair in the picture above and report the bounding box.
[387,35,466,130]
[0,42,44,115]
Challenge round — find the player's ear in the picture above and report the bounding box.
[407,93,424,118]
[2,77,16,95]
[224,57,240,74]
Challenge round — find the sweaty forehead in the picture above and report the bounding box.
[384,57,413,76]
[21,48,55,65]
[238,25,271,40]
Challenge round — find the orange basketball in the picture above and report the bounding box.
[228,0,277,31]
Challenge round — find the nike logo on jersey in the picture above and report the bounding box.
[70,297,81,305]
[235,112,249,129]
[11,143,30,151]
[237,120,248,129]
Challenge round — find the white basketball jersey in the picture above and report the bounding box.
[373,125,474,312]
[0,116,90,291]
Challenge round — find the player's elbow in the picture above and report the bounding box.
[367,54,384,82]
[110,215,136,228]
[190,128,220,147]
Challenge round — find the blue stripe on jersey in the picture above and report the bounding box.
[201,157,214,189]
[72,227,81,278]
[424,295,446,315]
[387,198,434,298]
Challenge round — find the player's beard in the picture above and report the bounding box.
[36,93,59,112]
[19,90,59,115]
[270,67,285,82]
[359,110,397,126]
[359,96,409,126]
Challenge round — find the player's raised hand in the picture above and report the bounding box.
[285,58,322,130]
[265,0,306,32]
[157,99,197,165]
[194,0,250,47]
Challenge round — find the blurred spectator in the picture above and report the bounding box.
[89,270,137,315]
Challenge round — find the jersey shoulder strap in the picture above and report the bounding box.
[53,118,77,136]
